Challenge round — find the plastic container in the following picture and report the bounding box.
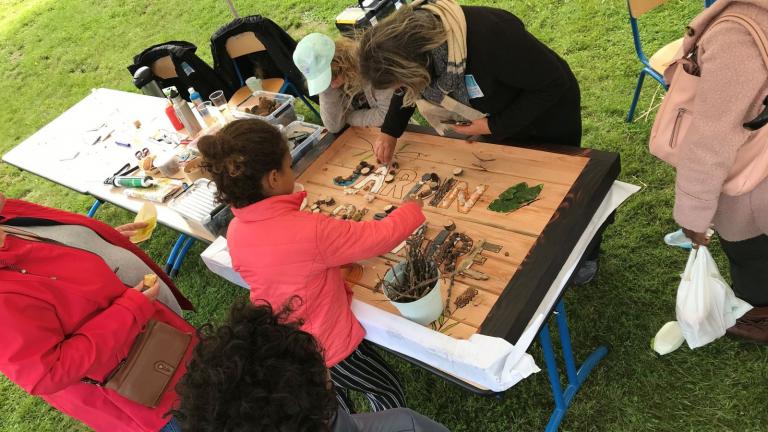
[168,179,220,224]
[232,90,297,127]
[284,121,323,164]
[130,202,158,244]
[383,263,444,326]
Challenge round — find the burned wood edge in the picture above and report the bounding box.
[479,148,621,344]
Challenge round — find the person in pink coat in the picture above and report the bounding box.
[0,193,196,432]
[197,118,426,413]
[669,0,768,342]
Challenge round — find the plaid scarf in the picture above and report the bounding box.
[414,0,469,105]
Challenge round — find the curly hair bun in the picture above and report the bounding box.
[197,119,288,208]
[173,299,337,432]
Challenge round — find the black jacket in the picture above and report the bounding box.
[210,16,316,102]
[127,41,230,101]
[381,6,581,146]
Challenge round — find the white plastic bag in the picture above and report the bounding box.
[675,246,752,349]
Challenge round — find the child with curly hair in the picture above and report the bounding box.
[174,300,448,431]
[197,119,425,413]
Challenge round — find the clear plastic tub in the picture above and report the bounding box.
[284,121,324,163]
[231,90,297,127]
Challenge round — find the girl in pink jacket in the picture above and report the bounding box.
[198,119,426,413]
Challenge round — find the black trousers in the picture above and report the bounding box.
[330,340,406,413]
[720,234,768,307]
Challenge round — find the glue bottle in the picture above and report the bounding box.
[164,101,184,131]
[112,176,155,188]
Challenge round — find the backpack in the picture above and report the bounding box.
[649,13,768,196]
[128,41,231,101]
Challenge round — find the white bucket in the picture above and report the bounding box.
[384,263,444,326]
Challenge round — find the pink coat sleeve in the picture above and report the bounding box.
[0,288,155,395]
[315,201,426,267]
[674,22,768,232]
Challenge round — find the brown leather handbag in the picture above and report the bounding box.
[101,320,192,407]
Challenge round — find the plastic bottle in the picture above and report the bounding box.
[165,101,184,131]
[188,87,203,107]
[181,62,195,76]
[245,76,262,93]
[170,88,202,137]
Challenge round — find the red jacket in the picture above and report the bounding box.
[228,191,425,366]
[0,199,195,432]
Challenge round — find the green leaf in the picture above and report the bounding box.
[488,183,543,213]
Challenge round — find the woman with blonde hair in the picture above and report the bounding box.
[358,0,597,284]
[294,33,393,133]
[358,1,581,163]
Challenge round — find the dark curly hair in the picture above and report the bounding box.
[198,119,288,209]
[173,299,337,432]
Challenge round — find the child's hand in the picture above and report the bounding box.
[402,195,424,208]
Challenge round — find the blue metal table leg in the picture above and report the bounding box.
[87,200,103,218]
[165,234,187,274]
[538,299,608,432]
[170,237,196,277]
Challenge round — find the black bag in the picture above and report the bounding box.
[128,41,231,101]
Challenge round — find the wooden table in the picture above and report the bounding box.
[297,126,619,344]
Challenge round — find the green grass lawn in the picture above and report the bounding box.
[1,0,766,431]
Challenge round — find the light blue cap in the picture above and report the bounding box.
[293,33,335,96]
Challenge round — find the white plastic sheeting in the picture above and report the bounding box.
[201,181,639,392]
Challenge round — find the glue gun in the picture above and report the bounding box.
[744,96,768,131]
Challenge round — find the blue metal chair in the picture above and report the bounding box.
[225,31,321,118]
[626,0,716,122]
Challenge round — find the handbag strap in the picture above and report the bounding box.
[0,225,61,245]
[709,14,768,72]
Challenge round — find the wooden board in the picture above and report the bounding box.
[297,127,621,342]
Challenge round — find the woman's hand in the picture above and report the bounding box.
[682,227,711,247]
[373,133,398,164]
[452,117,491,136]
[115,222,148,239]
[132,279,160,302]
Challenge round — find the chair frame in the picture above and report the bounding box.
[225,31,321,119]
[626,0,717,122]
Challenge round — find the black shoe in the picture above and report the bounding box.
[572,259,599,286]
